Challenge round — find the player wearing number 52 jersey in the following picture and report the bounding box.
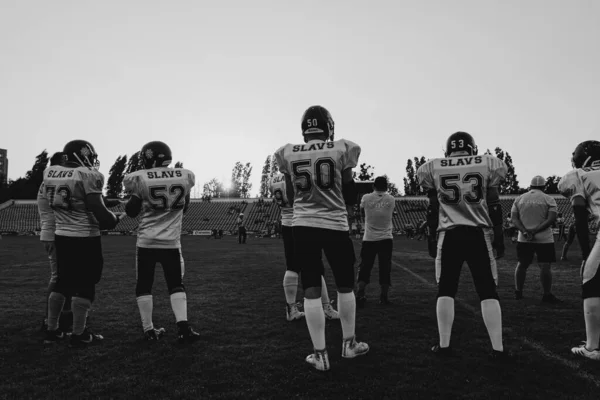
[124,141,200,344]
[270,172,339,322]
[558,140,600,360]
[417,131,510,360]
[43,140,121,347]
[275,105,368,372]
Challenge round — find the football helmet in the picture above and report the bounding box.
[49,152,65,167]
[301,105,335,142]
[63,140,100,169]
[571,140,600,169]
[140,141,172,169]
[445,132,477,157]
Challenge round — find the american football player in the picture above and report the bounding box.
[274,105,368,372]
[38,152,72,332]
[43,140,121,347]
[416,131,510,360]
[270,172,340,322]
[124,141,200,343]
[558,140,600,360]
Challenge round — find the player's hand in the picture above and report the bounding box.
[114,212,125,222]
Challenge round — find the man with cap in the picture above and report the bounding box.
[511,175,561,303]
[355,176,396,306]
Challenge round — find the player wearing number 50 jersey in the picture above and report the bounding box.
[43,140,121,347]
[270,172,339,322]
[275,105,368,372]
[124,141,200,344]
[558,140,600,360]
[417,131,510,360]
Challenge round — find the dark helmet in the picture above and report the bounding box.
[445,132,477,157]
[140,141,172,169]
[49,152,66,166]
[301,105,335,142]
[62,140,100,169]
[571,140,600,169]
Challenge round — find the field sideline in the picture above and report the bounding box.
[1,235,598,399]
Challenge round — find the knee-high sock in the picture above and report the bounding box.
[47,292,65,331]
[337,292,356,340]
[71,297,92,335]
[481,299,503,351]
[170,292,188,322]
[304,298,326,350]
[584,298,600,350]
[282,271,299,304]
[136,295,154,332]
[320,276,331,304]
[436,296,454,348]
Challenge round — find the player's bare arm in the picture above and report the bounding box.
[486,186,505,245]
[87,193,120,230]
[572,196,591,258]
[426,188,439,258]
[125,195,142,218]
[183,193,191,214]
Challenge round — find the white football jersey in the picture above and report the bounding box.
[274,138,361,231]
[42,166,104,237]
[270,172,292,227]
[417,154,507,231]
[123,167,195,248]
[559,167,600,223]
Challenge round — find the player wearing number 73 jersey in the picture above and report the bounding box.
[417,131,510,360]
[275,105,368,372]
[123,141,200,344]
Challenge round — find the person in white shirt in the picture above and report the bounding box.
[512,175,560,303]
[356,177,396,306]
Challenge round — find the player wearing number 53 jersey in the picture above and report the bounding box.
[124,141,200,344]
[558,140,600,360]
[43,140,121,347]
[417,131,510,360]
[270,172,339,322]
[275,105,368,372]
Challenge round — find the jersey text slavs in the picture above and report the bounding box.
[146,170,183,179]
[47,170,74,178]
[292,142,335,152]
[440,156,483,167]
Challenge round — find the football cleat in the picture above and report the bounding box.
[306,349,330,371]
[431,344,453,356]
[489,349,513,362]
[323,302,339,320]
[69,328,104,348]
[286,303,305,321]
[542,293,563,304]
[177,324,201,344]
[341,336,369,358]
[144,327,166,341]
[43,329,66,344]
[572,343,600,360]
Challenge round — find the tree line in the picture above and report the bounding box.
[0,146,562,203]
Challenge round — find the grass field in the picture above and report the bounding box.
[1,234,599,399]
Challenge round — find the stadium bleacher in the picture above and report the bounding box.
[0,195,584,235]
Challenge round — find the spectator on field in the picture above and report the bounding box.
[356,176,396,306]
[238,213,247,244]
[512,175,561,303]
[556,212,566,242]
[561,223,577,261]
[404,222,415,239]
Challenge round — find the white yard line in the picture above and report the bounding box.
[392,260,600,388]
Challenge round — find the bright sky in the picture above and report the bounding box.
[1,0,599,196]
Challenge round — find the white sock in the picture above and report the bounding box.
[47,292,65,331]
[136,295,154,332]
[337,292,356,340]
[71,297,92,335]
[170,292,188,323]
[282,271,299,304]
[304,298,326,350]
[436,297,455,348]
[584,297,600,350]
[320,276,331,305]
[481,299,503,351]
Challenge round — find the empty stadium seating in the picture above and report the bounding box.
[0,195,585,234]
